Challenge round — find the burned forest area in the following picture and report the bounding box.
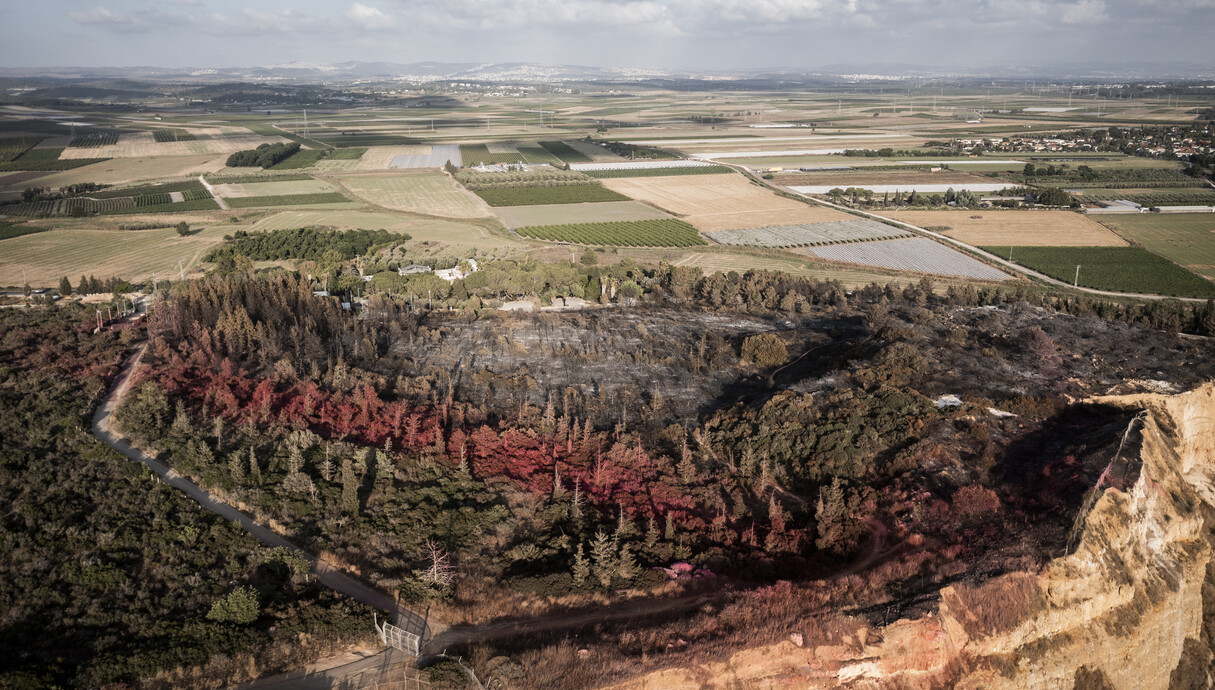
[93,269,1215,687]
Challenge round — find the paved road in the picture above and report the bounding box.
[199,174,229,211]
[92,345,402,617]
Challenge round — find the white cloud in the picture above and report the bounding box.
[68,7,153,33]
[345,3,396,30]
[1061,0,1110,23]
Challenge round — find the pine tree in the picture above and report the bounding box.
[616,542,639,581]
[590,531,614,588]
[248,447,262,485]
[375,450,395,488]
[665,513,676,541]
[228,451,245,485]
[58,276,72,296]
[570,483,584,524]
[678,437,697,485]
[815,477,848,554]
[551,467,565,500]
[340,458,359,515]
[645,515,660,550]
[571,543,590,586]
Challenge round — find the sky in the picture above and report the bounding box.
[1,0,1213,73]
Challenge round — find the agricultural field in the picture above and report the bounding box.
[799,237,1010,280]
[224,192,351,208]
[57,131,287,159]
[585,165,732,179]
[792,183,1010,195]
[247,209,527,257]
[0,154,229,190]
[886,210,1128,246]
[389,145,461,169]
[212,178,337,198]
[335,172,490,218]
[0,148,107,172]
[670,248,911,287]
[601,174,852,231]
[348,146,430,170]
[539,140,593,163]
[515,218,706,247]
[1076,189,1215,207]
[0,137,42,163]
[0,222,234,286]
[268,148,331,170]
[776,169,1001,187]
[68,132,120,148]
[152,129,196,143]
[706,219,912,247]
[1095,213,1215,279]
[459,144,525,166]
[474,185,630,207]
[0,221,47,241]
[981,245,1215,297]
[515,143,564,166]
[327,148,368,160]
[495,201,670,228]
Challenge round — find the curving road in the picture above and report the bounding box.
[198,174,229,211]
[92,345,404,617]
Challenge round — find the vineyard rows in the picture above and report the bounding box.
[0,137,42,163]
[456,169,596,190]
[205,172,314,184]
[153,129,196,143]
[808,237,1010,280]
[459,144,527,166]
[706,219,912,248]
[69,132,120,148]
[515,144,565,166]
[1,197,136,217]
[981,246,1215,298]
[515,219,706,247]
[326,148,368,160]
[94,180,209,199]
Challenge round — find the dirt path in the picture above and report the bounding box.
[199,174,229,211]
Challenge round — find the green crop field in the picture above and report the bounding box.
[326,148,368,160]
[205,172,314,184]
[225,192,351,208]
[93,180,209,199]
[584,166,733,179]
[515,218,706,247]
[107,198,220,214]
[475,185,629,207]
[0,222,48,241]
[515,144,564,166]
[459,144,526,166]
[0,148,108,172]
[68,132,120,148]
[981,245,1215,298]
[0,137,43,163]
[1095,214,1215,280]
[1078,189,1215,207]
[152,129,196,143]
[268,148,331,170]
[539,141,592,163]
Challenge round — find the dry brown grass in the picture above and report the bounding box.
[601,175,851,231]
[941,572,1044,639]
[59,131,287,159]
[886,210,1129,247]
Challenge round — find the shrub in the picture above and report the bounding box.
[206,585,261,625]
[740,333,788,368]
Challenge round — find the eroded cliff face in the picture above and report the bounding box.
[610,384,1215,690]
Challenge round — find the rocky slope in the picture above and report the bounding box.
[610,384,1215,689]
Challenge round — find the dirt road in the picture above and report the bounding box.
[199,174,229,211]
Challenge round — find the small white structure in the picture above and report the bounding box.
[435,258,479,282]
[398,264,433,276]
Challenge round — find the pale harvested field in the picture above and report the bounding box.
[215,179,338,198]
[248,209,526,256]
[335,172,490,218]
[886,210,1129,247]
[494,201,670,228]
[0,224,234,287]
[0,155,228,193]
[355,146,431,171]
[601,175,851,231]
[59,132,287,159]
[669,249,904,288]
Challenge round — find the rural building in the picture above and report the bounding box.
[435,258,479,282]
[1084,200,1145,215]
[398,264,433,276]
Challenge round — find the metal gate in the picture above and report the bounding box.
[375,612,426,657]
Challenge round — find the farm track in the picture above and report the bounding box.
[198,174,229,211]
[735,164,1213,303]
